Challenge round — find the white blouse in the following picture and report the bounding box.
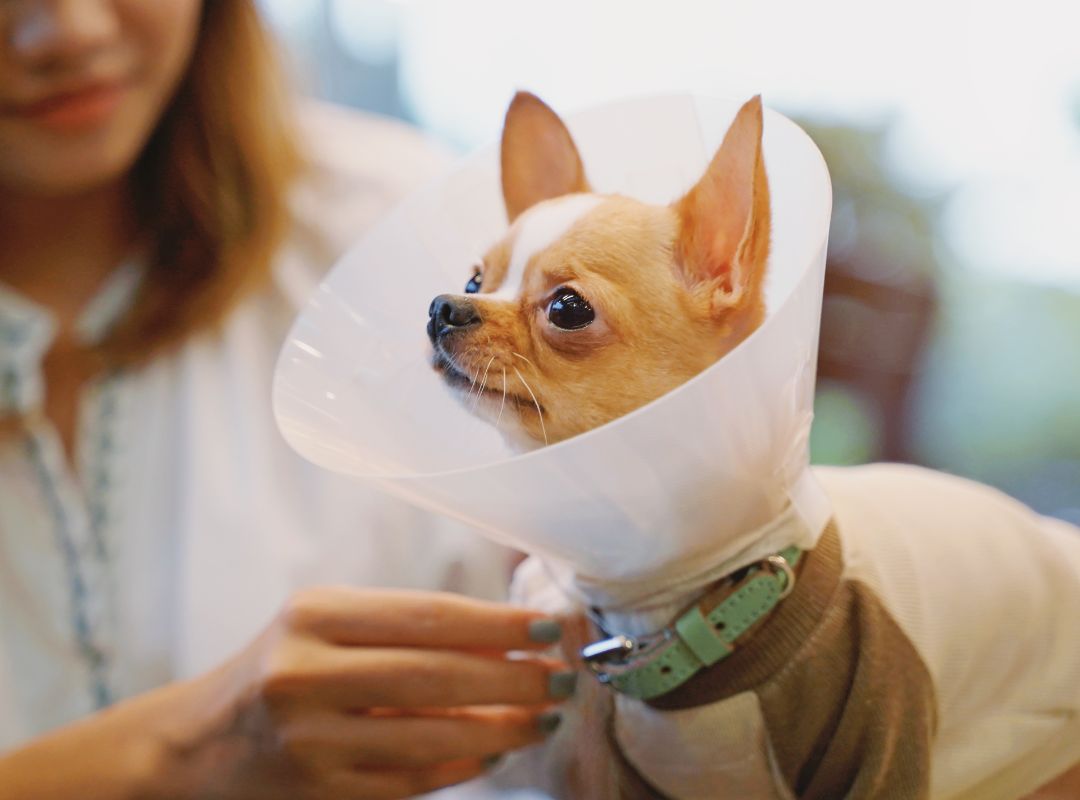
[0,104,515,751]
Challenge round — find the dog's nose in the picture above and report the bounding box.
[427,294,481,343]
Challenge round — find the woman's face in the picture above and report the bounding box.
[0,0,202,197]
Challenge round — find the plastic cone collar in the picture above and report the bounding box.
[273,95,833,585]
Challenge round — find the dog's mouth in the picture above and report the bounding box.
[431,350,544,413]
[431,351,480,391]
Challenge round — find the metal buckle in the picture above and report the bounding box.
[581,633,635,677]
[581,634,635,663]
[763,554,796,599]
[581,635,636,684]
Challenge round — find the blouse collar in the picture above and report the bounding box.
[0,262,142,416]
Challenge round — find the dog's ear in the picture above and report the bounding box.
[501,91,590,223]
[673,95,771,318]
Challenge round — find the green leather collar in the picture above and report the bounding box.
[581,546,801,700]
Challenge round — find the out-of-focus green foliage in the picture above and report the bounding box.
[801,119,1080,521]
[912,275,1080,511]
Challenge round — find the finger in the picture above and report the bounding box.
[280,706,562,770]
[280,587,564,651]
[325,758,489,800]
[270,646,575,709]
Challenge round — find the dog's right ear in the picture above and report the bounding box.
[501,91,590,223]
[673,95,771,321]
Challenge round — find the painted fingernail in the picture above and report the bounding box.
[548,670,578,700]
[528,618,563,644]
[483,753,505,770]
[536,711,563,735]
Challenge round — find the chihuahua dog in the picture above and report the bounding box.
[427,94,1080,799]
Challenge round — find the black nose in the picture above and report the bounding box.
[427,294,481,343]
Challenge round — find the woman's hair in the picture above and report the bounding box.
[104,0,302,365]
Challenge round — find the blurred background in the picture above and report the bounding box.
[259,0,1080,523]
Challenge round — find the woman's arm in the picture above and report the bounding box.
[0,676,189,800]
[0,588,570,800]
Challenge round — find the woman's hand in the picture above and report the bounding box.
[0,588,571,800]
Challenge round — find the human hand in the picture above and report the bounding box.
[160,587,572,799]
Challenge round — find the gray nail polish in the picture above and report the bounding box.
[528,619,563,644]
[548,670,578,699]
[483,753,505,770]
[536,711,563,735]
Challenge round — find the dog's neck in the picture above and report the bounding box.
[562,471,833,637]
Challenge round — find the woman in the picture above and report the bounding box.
[0,2,573,797]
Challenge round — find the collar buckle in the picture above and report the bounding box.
[763,553,797,599]
[581,634,637,685]
[581,634,636,664]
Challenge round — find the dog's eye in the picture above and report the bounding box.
[464,271,482,294]
[547,288,594,330]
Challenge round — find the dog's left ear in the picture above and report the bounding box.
[501,91,591,223]
[673,95,771,318]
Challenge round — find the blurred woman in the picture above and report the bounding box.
[0,2,571,797]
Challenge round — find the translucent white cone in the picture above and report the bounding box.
[273,95,832,586]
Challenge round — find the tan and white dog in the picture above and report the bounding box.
[428,93,1080,799]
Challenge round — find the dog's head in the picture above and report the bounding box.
[428,92,771,448]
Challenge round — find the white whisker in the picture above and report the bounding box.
[466,350,481,394]
[440,350,462,374]
[511,352,537,371]
[496,368,507,427]
[513,366,548,446]
[472,355,496,407]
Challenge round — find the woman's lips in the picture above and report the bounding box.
[9,82,128,132]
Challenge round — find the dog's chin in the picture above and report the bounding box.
[430,350,500,402]
[430,350,547,453]
[430,351,472,392]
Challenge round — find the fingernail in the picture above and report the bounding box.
[483,753,504,770]
[548,670,578,700]
[528,618,563,644]
[536,711,563,735]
